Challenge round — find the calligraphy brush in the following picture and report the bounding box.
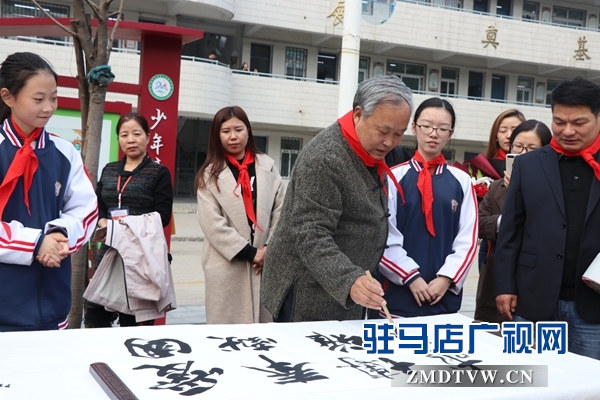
[365,270,394,325]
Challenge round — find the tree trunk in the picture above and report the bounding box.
[68,247,89,328]
[34,0,121,328]
[84,84,107,185]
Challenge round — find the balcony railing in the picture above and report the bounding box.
[398,0,600,32]
[0,36,553,107]
[232,69,339,84]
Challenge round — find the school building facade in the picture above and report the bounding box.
[2,0,600,195]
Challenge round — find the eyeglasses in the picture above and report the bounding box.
[415,123,453,136]
[510,144,539,153]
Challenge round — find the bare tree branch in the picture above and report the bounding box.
[108,0,125,53]
[83,0,101,19]
[72,2,95,63]
[31,0,76,36]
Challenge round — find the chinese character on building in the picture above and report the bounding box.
[482,24,499,49]
[574,36,591,60]
[328,1,345,26]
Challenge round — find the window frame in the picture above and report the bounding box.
[440,67,459,97]
[280,137,303,179]
[285,47,308,79]
[386,60,426,92]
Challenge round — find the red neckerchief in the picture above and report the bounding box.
[225,150,263,232]
[338,111,405,203]
[496,148,507,160]
[550,132,600,180]
[0,118,43,218]
[413,150,447,237]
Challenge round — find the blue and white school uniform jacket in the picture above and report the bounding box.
[0,119,98,331]
[375,159,478,318]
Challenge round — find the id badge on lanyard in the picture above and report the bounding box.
[110,175,132,220]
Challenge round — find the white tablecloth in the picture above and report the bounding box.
[1,313,599,399]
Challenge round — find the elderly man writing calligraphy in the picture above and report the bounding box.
[261,75,413,322]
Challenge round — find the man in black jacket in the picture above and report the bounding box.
[495,77,600,360]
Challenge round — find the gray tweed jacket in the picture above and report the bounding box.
[261,120,389,321]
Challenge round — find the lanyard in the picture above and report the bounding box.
[116,175,133,209]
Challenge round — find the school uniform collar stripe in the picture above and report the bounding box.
[411,159,422,172]
[2,119,20,147]
[411,159,445,176]
[2,119,47,149]
[37,129,46,149]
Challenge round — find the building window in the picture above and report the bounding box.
[254,136,268,154]
[468,71,484,99]
[280,137,302,178]
[553,6,586,27]
[358,57,370,83]
[362,0,373,15]
[386,61,426,91]
[473,0,488,13]
[523,1,539,20]
[317,53,337,83]
[2,0,70,42]
[464,151,480,161]
[496,0,511,17]
[517,76,534,104]
[491,74,507,102]
[546,79,561,105]
[285,47,307,79]
[443,0,462,8]
[442,149,456,163]
[440,67,459,97]
[1,0,69,18]
[251,43,272,74]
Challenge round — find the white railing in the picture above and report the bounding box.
[2,36,552,108]
[398,0,600,32]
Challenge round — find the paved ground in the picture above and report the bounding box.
[165,198,479,325]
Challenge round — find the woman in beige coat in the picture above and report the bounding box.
[195,106,285,324]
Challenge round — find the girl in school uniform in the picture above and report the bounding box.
[372,97,478,318]
[0,52,97,331]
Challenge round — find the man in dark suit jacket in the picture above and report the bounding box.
[495,77,600,360]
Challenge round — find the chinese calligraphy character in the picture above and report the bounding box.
[482,24,499,48]
[537,322,567,354]
[378,357,414,374]
[150,133,163,155]
[133,361,223,396]
[502,322,534,354]
[337,357,391,379]
[125,338,192,358]
[244,354,328,384]
[574,36,591,60]
[150,108,167,130]
[207,336,277,352]
[426,353,482,371]
[327,1,345,26]
[363,322,395,354]
[306,332,363,353]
